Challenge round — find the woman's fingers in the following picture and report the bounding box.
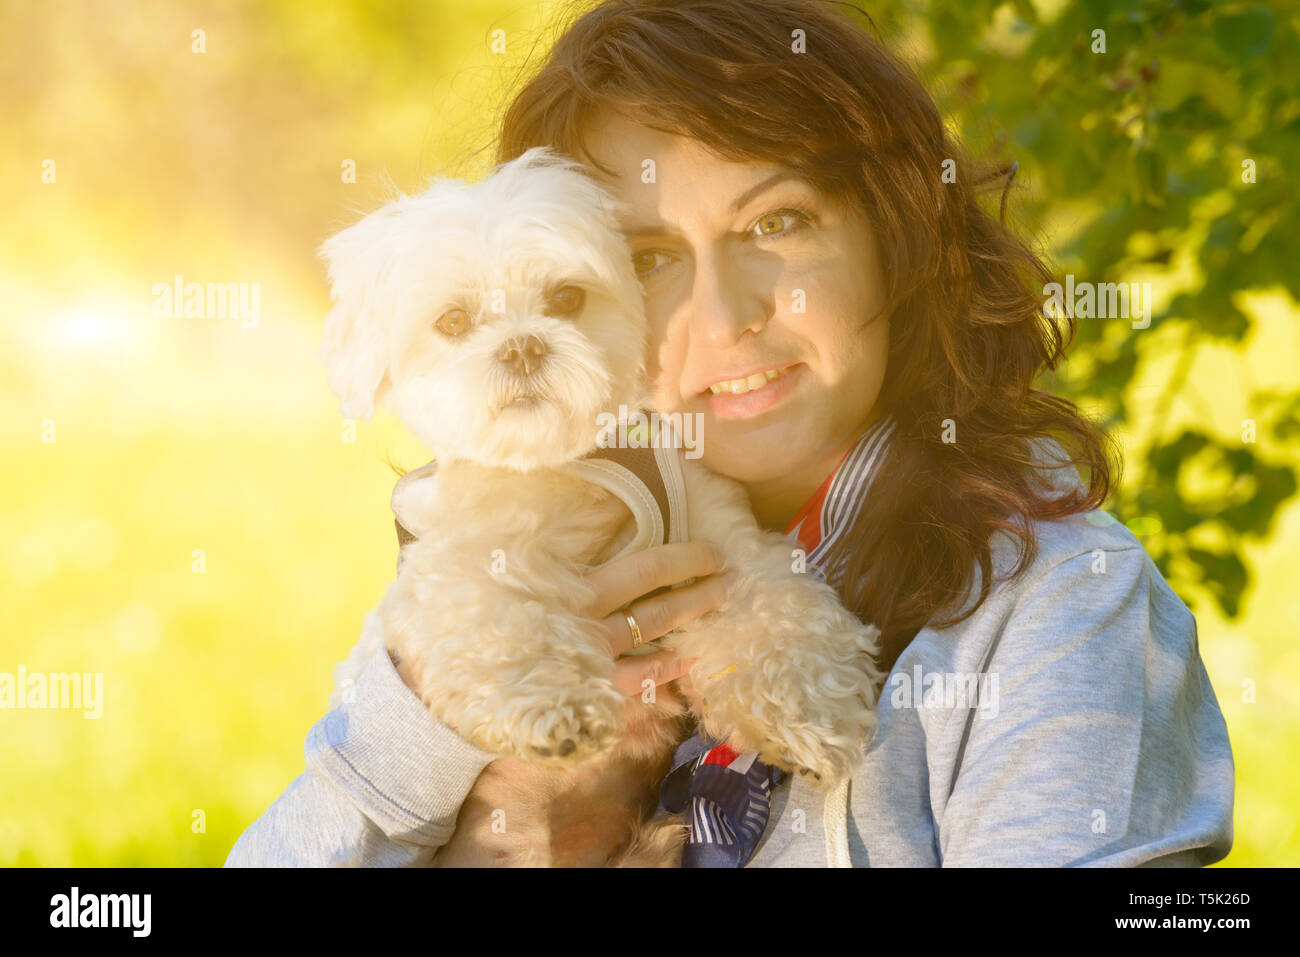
[612,650,699,698]
[596,570,735,658]
[581,540,728,620]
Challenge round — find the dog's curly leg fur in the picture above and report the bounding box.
[379,536,628,769]
[659,457,887,785]
[607,815,689,867]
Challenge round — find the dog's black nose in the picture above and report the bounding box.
[496,334,547,377]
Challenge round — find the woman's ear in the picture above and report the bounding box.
[316,198,408,420]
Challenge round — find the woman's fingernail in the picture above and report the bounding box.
[710,543,727,563]
[721,570,740,587]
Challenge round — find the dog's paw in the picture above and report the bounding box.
[495,681,626,768]
[755,722,869,786]
[706,705,868,786]
[694,660,878,786]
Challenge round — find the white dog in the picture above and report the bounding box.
[319,147,884,866]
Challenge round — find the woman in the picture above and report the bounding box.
[227,0,1233,867]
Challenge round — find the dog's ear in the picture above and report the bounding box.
[316,198,408,420]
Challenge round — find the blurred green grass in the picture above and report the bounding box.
[2,389,431,866]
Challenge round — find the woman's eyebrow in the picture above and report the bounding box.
[729,170,804,213]
[622,170,809,239]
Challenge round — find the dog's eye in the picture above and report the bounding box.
[545,286,585,318]
[435,308,470,337]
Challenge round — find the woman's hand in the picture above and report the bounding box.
[578,540,736,696]
[395,540,734,697]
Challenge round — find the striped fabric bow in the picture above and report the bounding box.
[659,734,786,867]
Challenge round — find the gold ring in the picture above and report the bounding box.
[625,611,644,648]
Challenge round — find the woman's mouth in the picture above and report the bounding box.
[700,364,803,420]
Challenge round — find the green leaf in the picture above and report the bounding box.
[1215,6,1276,57]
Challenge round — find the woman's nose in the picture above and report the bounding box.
[688,249,767,346]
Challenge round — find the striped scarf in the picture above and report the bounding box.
[658,414,895,866]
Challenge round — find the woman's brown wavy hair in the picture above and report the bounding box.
[493,0,1119,672]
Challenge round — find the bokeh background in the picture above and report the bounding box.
[3,0,1297,866]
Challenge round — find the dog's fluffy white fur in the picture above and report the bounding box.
[319,147,884,866]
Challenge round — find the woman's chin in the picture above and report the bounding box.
[697,428,815,484]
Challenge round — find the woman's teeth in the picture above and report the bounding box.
[707,367,790,395]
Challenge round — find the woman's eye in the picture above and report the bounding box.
[751,209,810,238]
[545,285,586,317]
[631,210,810,281]
[632,250,670,278]
[434,308,470,336]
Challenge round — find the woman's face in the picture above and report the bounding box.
[583,114,890,487]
